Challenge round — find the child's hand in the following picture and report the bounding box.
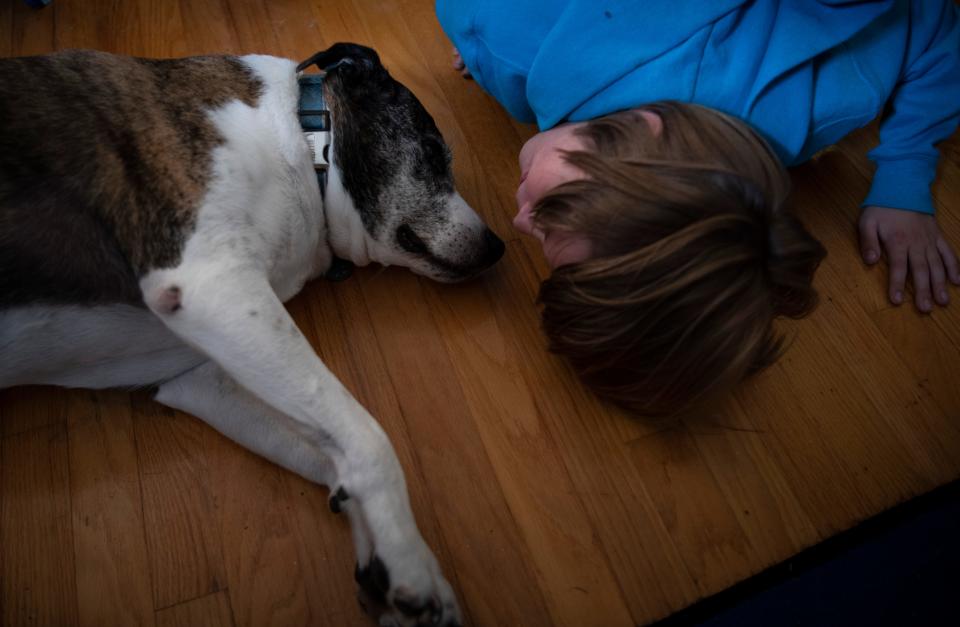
[859,205,960,312]
[451,47,472,79]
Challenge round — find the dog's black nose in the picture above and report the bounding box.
[481,228,505,267]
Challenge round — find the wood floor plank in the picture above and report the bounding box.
[53,0,116,50]
[58,0,184,57]
[0,0,11,56]
[67,390,155,627]
[736,296,955,532]
[806,262,960,481]
[788,144,957,416]
[205,432,311,627]
[155,590,234,627]
[133,0,188,58]
[11,0,53,55]
[527,391,701,623]
[732,361,874,536]
[220,0,278,54]
[176,0,242,56]
[278,472,369,627]
[628,427,757,594]
[261,0,326,61]
[926,132,960,352]
[0,2,13,57]
[132,397,227,610]
[1,424,79,627]
[791,156,960,468]
[419,278,634,626]
[356,270,553,626]
[0,387,69,438]
[689,401,821,567]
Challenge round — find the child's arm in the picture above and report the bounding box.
[858,0,960,310]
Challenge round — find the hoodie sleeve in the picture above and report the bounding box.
[435,0,551,124]
[864,0,960,214]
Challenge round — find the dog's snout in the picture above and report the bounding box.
[480,228,505,267]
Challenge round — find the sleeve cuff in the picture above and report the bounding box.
[862,158,937,215]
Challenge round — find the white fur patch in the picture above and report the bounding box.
[0,305,202,388]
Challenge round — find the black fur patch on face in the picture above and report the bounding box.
[325,50,454,236]
[0,51,262,309]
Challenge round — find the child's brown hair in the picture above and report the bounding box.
[535,102,826,417]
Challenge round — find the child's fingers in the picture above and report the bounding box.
[927,247,949,306]
[858,216,881,264]
[909,247,932,312]
[937,237,960,285]
[451,48,472,78]
[887,244,908,305]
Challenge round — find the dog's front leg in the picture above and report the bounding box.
[155,362,377,571]
[142,267,461,627]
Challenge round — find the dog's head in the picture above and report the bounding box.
[306,43,504,283]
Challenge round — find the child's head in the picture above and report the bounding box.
[524,101,826,417]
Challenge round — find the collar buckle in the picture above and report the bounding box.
[304,130,330,168]
[297,72,331,192]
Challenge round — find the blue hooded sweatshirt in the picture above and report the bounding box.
[436,0,960,215]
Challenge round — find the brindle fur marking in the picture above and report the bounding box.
[0,51,262,308]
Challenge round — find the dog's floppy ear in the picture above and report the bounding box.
[297,43,382,74]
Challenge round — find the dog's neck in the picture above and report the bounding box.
[297,72,376,270]
[322,155,391,269]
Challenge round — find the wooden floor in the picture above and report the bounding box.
[2,1,959,625]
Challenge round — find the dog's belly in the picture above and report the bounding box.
[0,304,204,389]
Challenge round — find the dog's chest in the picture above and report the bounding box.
[178,54,329,301]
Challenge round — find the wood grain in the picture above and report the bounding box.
[155,590,234,627]
[1,424,78,627]
[1,1,959,625]
[132,396,227,610]
[67,391,155,627]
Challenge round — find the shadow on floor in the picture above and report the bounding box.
[654,479,960,627]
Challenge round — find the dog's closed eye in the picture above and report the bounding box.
[396,224,429,255]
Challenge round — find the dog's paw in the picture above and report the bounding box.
[355,550,461,627]
[324,256,354,282]
[329,486,350,513]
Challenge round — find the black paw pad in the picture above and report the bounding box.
[325,256,354,282]
[355,555,390,605]
[328,486,349,513]
[394,593,439,619]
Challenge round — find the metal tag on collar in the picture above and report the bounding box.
[304,130,330,168]
[298,54,352,187]
[297,73,331,173]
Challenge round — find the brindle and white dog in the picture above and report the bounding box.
[0,43,504,626]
